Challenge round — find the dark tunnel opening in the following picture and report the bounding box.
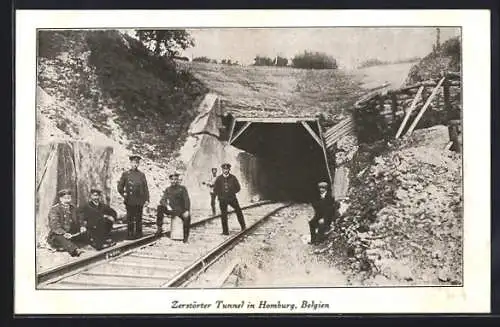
[231,121,332,203]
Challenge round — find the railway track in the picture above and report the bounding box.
[37,201,290,289]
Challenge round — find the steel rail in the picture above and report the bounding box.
[161,202,292,288]
[36,200,272,285]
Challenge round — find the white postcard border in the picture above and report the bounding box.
[15,9,491,314]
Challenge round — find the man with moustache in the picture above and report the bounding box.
[309,181,337,244]
[47,189,86,257]
[117,155,150,239]
[156,172,191,243]
[213,163,246,235]
[76,188,117,250]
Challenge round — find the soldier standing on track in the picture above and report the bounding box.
[308,181,337,244]
[47,189,86,257]
[156,172,191,243]
[213,163,246,235]
[117,155,150,240]
[202,167,218,216]
[76,188,118,250]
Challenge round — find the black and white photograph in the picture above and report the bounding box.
[15,10,490,314]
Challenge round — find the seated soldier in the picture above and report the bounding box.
[309,181,336,244]
[156,172,191,243]
[47,189,86,257]
[76,188,117,250]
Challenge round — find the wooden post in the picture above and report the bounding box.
[443,75,451,120]
[395,86,424,139]
[391,92,398,134]
[405,77,445,137]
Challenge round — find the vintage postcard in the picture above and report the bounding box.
[14,10,490,314]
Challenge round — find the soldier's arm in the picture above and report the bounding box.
[213,177,220,196]
[234,176,241,193]
[143,173,150,202]
[76,205,88,227]
[183,187,191,211]
[159,188,168,207]
[48,207,65,235]
[117,172,126,197]
[103,205,118,219]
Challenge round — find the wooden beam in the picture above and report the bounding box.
[301,121,323,148]
[395,86,424,139]
[317,120,333,188]
[229,121,252,145]
[234,117,317,123]
[405,77,446,137]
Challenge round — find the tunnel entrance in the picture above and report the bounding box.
[229,117,332,203]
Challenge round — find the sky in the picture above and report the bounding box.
[123,27,461,69]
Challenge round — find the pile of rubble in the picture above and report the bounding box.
[327,127,462,285]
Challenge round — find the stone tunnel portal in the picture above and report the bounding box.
[229,117,332,203]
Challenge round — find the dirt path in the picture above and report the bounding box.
[187,204,347,288]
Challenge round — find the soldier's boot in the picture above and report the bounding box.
[127,221,134,240]
[183,224,190,243]
[155,211,164,237]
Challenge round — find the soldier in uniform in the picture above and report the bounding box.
[117,155,150,239]
[156,172,191,243]
[202,167,218,216]
[309,181,337,244]
[47,189,86,257]
[213,163,246,235]
[76,188,118,250]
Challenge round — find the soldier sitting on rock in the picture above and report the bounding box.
[309,181,337,244]
[76,188,118,250]
[47,189,86,257]
[156,172,191,243]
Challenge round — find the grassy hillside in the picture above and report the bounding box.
[178,61,366,127]
[404,37,461,85]
[37,30,209,162]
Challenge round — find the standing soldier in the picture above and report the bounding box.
[156,172,191,243]
[308,181,336,244]
[213,163,246,235]
[47,189,86,257]
[76,188,118,250]
[202,167,218,216]
[117,155,149,240]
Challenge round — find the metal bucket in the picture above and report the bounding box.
[170,216,184,240]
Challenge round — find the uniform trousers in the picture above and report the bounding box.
[126,204,144,239]
[219,197,246,235]
[156,205,191,242]
[308,216,332,243]
[48,234,79,255]
[87,219,113,249]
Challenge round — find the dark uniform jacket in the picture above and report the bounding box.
[77,201,117,228]
[160,185,191,217]
[311,192,336,223]
[117,169,150,206]
[48,203,81,236]
[213,174,241,201]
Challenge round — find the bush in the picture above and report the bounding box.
[193,56,213,63]
[291,51,338,70]
[253,56,274,66]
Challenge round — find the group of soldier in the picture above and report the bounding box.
[47,155,247,257]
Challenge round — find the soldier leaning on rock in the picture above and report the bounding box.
[309,181,338,244]
[117,155,150,240]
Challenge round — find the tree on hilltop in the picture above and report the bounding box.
[135,30,194,57]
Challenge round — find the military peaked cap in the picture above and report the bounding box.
[221,163,231,169]
[129,155,142,161]
[318,181,328,188]
[58,188,72,197]
[90,188,102,195]
[169,172,180,178]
